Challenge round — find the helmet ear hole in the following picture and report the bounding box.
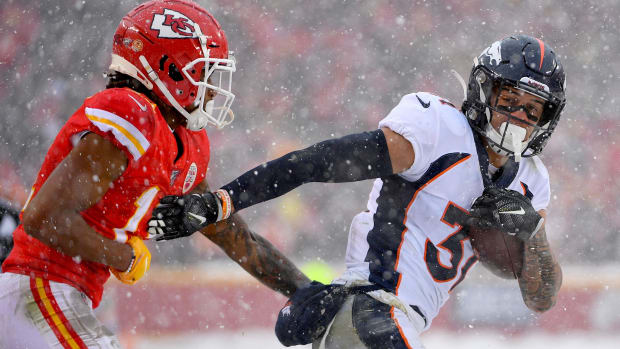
[159,55,168,71]
[168,63,184,82]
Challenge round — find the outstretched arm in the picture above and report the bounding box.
[191,181,309,296]
[517,210,562,313]
[149,127,414,239]
[201,214,310,296]
[222,127,412,212]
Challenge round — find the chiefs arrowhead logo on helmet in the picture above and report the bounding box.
[151,8,197,38]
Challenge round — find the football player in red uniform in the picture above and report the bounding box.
[0,1,309,348]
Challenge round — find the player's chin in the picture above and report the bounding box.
[185,104,199,114]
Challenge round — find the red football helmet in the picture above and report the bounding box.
[110,0,235,130]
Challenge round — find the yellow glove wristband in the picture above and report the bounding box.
[110,236,151,285]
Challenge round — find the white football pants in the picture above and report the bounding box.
[0,272,121,349]
[313,294,426,349]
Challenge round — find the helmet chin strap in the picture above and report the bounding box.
[485,122,527,162]
[139,55,209,131]
[187,100,214,130]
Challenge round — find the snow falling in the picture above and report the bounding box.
[1,0,619,348]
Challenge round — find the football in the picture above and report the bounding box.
[467,225,524,279]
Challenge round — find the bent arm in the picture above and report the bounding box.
[517,210,562,313]
[191,181,310,295]
[221,128,413,212]
[21,133,134,271]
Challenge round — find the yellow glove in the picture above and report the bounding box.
[110,236,151,285]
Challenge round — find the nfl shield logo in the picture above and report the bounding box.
[170,170,180,186]
[182,163,198,193]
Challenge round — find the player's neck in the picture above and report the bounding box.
[484,143,509,168]
[143,90,186,131]
[163,113,185,130]
[157,104,186,131]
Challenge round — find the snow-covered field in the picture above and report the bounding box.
[132,329,620,349]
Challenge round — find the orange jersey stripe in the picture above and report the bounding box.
[30,277,87,349]
[86,113,146,155]
[390,306,413,349]
[393,155,471,295]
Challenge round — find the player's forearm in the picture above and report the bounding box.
[22,209,133,271]
[203,215,310,296]
[518,227,562,313]
[221,130,393,212]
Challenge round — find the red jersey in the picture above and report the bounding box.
[2,88,210,307]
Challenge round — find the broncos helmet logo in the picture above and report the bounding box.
[481,40,502,66]
[151,9,197,38]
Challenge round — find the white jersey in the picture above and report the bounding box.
[337,92,550,330]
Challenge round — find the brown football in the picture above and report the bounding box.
[467,225,524,279]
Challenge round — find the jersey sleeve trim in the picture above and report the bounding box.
[85,107,150,160]
[113,186,160,242]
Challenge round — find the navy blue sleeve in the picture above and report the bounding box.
[221,130,393,212]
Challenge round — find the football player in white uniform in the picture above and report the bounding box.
[151,35,565,349]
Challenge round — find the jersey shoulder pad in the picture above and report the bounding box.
[379,92,445,180]
[83,88,160,161]
[410,92,458,110]
[529,155,550,180]
[380,92,463,137]
[389,92,460,119]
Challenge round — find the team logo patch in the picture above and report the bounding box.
[151,8,197,38]
[482,40,502,66]
[182,163,198,193]
[131,39,143,52]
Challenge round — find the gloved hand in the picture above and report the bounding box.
[468,187,544,242]
[147,190,232,241]
[110,236,151,285]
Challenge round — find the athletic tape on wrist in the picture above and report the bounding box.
[216,189,232,220]
[125,242,138,272]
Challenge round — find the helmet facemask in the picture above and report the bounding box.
[138,25,236,131]
[181,48,236,130]
[465,63,564,161]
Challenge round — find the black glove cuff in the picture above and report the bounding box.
[197,192,222,224]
